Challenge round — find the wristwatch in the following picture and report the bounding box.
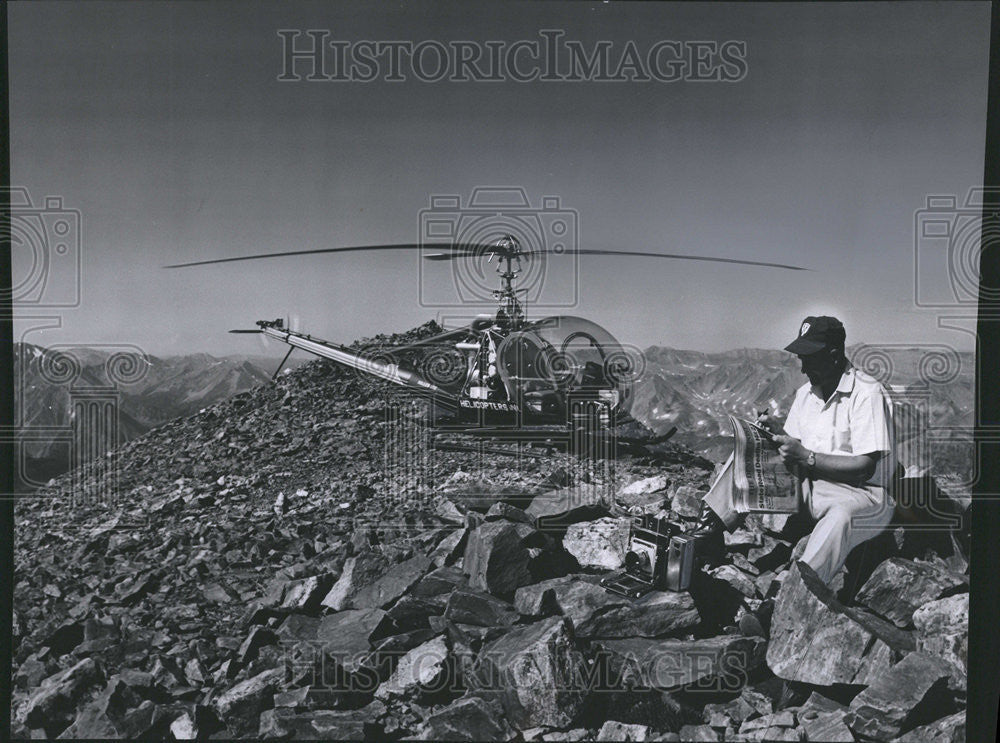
[806,450,816,473]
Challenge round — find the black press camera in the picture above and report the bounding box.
[600,514,700,598]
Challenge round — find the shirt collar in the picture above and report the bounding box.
[809,364,855,402]
[835,364,856,395]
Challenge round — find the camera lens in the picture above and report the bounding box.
[625,551,650,573]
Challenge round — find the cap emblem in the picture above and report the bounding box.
[800,321,811,336]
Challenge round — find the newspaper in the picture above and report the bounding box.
[729,415,801,513]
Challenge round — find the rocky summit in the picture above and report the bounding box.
[12,323,970,740]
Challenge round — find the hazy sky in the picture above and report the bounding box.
[8,1,991,357]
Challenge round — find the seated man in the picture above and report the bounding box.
[693,316,897,587]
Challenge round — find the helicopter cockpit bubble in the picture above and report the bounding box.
[495,315,636,420]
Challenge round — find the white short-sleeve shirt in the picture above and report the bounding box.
[783,365,896,489]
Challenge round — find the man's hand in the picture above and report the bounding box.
[772,434,809,468]
[756,412,786,437]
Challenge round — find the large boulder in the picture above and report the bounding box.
[551,580,700,639]
[562,517,631,570]
[463,520,534,598]
[596,635,766,691]
[854,557,967,627]
[766,561,914,685]
[471,616,588,730]
[845,651,955,741]
[912,593,968,690]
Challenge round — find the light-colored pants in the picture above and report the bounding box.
[703,457,895,585]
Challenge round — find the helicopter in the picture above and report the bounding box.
[167,235,806,436]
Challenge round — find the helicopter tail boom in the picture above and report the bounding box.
[252,319,461,409]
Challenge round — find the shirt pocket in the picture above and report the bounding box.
[833,424,852,453]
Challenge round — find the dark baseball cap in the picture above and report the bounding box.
[784,316,845,355]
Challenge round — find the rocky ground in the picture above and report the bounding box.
[11,324,970,741]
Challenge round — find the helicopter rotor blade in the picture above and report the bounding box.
[524,248,808,272]
[424,247,808,271]
[163,243,498,269]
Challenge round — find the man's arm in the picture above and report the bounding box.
[772,434,881,485]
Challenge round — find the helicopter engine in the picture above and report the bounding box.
[493,315,636,423]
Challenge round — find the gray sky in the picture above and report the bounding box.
[8,1,991,357]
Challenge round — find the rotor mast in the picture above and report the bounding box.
[492,234,525,329]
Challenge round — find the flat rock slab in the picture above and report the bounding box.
[445,588,520,627]
[279,573,337,613]
[562,517,631,570]
[526,484,611,529]
[855,557,967,627]
[375,634,449,700]
[798,710,853,742]
[514,576,578,618]
[617,476,670,513]
[386,594,447,631]
[316,609,393,672]
[349,555,432,610]
[845,651,955,741]
[260,707,380,740]
[709,565,758,598]
[767,561,913,685]
[597,635,765,690]
[430,529,467,568]
[677,723,721,741]
[596,720,652,741]
[912,593,968,690]
[552,580,700,639]
[486,502,536,525]
[417,695,516,741]
[213,667,284,734]
[472,616,588,730]
[894,711,965,743]
[463,520,534,599]
[412,565,468,597]
[620,474,670,496]
[321,552,391,611]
